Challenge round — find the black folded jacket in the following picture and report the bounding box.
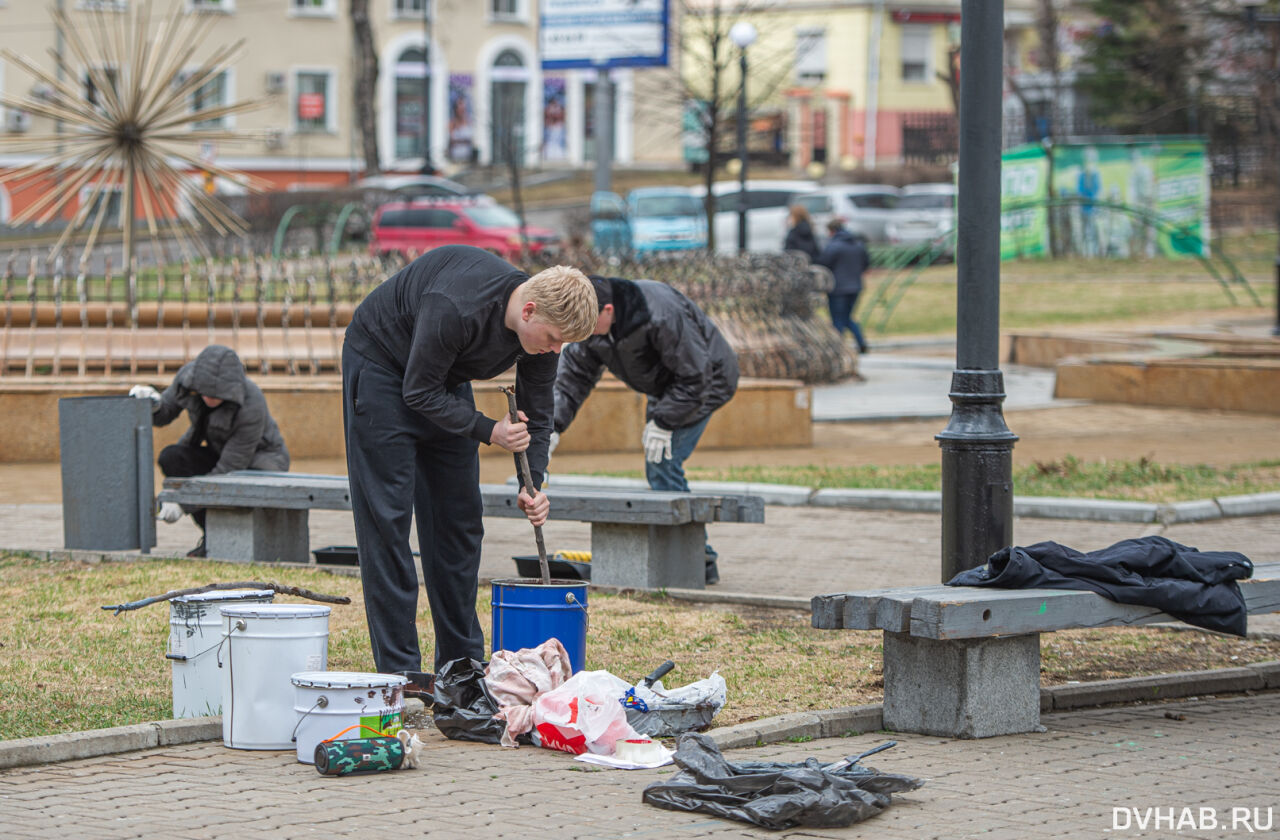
[947,536,1253,637]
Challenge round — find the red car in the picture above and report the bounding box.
[369,198,560,262]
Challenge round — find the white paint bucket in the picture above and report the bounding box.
[168,589,275,719]
[290,671,408,764]
[219,604,331,750]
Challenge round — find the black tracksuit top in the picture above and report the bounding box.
[344,245,557,485]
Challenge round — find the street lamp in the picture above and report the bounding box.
[1238,0,1280,335]
[729,21,757,253]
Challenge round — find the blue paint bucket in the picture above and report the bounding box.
[491,578,589,673]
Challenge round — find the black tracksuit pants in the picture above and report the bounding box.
[157,443,220,531]
[342,344,487,675]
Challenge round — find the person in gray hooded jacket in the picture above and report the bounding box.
[130,344,289,556]
[552,275,739,584]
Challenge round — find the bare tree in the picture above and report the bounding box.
[634,1,801,251]
[350,0,381,175]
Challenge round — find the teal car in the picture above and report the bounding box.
[591,187,707,256]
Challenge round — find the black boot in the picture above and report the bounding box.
[186,536,206,558]
[705,558,720,586]
[395,670,435,703]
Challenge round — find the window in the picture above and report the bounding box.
[395,47,430,160]
[290,0,335,16]
[795,28,826,86]
[294,70,334,133]
[392,0,429,19]
[77,1,127,10]
[84,67,120,110]
[189,0,232,11]
[491,0,523,20]
[901,25,932,82]
[191,71,228,129]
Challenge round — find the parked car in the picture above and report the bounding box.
[793,184,902,245]
[368,198,559,262]
[589,187,707,256]
[885,182,957,255]
[589,191,632,257]
[691,179,818,255]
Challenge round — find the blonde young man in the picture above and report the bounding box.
[342,245,597,682]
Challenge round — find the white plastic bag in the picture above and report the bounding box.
[532,670,641,756]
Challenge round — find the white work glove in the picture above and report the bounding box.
[548,431,561,456]
[129,384,161,406]
[642,420,673,464]
[157,501,183,523]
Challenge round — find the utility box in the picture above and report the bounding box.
[59,396,156,552]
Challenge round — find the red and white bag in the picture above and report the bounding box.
[532,670,641,755]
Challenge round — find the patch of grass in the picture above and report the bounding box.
[3,554,1280,740]
[582,457,1280,503]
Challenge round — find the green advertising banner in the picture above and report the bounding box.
[1000,143,1049,259]
[1001,137,1208,260]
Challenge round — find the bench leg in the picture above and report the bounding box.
[881,630,1042,738]
[589,522,706,590]
[204,508,311,564]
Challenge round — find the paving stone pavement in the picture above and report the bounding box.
[2,692,1277,838]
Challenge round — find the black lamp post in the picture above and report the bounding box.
[421,0,435,174]
[1239,0,1280,336]
[730,21,757,254]
[936,0,1018,581]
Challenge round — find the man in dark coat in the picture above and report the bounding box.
[816,218,871,354]
[342,245,597,680]
[130,344,290,557]
[551,275,739,584]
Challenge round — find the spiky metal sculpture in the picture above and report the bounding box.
[0,0,266,267]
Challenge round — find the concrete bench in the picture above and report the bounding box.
[811,563,1280,739]
[159,471,764,590]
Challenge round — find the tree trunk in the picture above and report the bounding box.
[350,0,381,175]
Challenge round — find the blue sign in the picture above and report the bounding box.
[540,0,670,70]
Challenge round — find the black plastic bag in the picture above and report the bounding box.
[642,733,924,830]
[430,658,507,744]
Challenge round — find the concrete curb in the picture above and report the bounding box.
[539,475,1280,523]
[5,663,1278,769]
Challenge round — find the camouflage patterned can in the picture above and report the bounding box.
[313,736,405,776]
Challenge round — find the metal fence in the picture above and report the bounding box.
[2,246,856,384]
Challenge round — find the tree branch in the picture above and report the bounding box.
[101,582,352,615]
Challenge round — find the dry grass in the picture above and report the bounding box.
[3,553,1279,740]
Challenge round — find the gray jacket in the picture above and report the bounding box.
[554,278,739,433]
[152,345,290,474]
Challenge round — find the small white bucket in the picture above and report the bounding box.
[220,604,331,750]
[290,671,408,764]
[168,589,275,719]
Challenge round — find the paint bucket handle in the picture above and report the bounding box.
[290,695,329,743]
[566,592,588,631]
[215,618,247,669]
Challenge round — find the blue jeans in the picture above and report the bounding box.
[828,291,867,351]
[645,414,717,561]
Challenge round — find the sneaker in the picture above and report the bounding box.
[704,559,720,586]
[186,537,206,558]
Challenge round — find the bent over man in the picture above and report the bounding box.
[342,244,597,679]
[551,275,739,584]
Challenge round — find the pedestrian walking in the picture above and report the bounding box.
[816,217,871,354]
[783,204,820,262]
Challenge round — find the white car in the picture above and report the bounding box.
[886,182,957,254]
[793,184,902,245]
[691,179,818,255]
